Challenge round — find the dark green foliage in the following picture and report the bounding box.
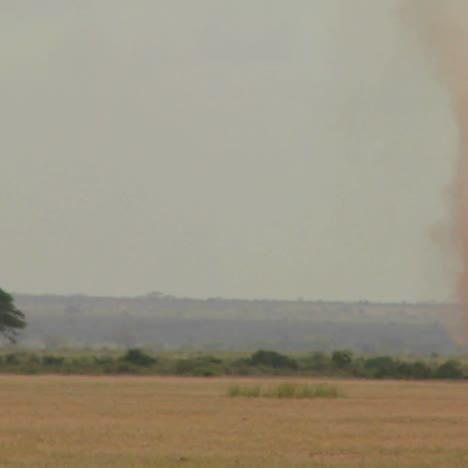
[298,352,333,374]
[397,361,432,379]
[249,350,298,369]
[113,362,142,374]
[331,350,353,369]
[435,360,463,379]
[228,358,256,375]
[4,353,19,364]
[93,355,114,365]
[42,355,65,366]
[364,356,399,378]
[122,348,156,366]
[0,348,466,380]
[306,352,333,371]
[174,355,224,376]
[0,288,26,343]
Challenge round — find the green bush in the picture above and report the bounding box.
[249,350,298,369]
[42,355,65,366]
[4,353,19,365]
[364,356,398,378]
[93,355,114,365]
[191,365,222,377]
[227,358,257,375]
[174,355,224,376]
[332,350,353,369]
[300,352,333,372]
[121,349,156,367]
[112,362,143,374]
[398,361,433,379]
[435,360,464,379]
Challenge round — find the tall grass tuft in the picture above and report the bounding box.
[227,382,344,399]
[310,383,342,398]
[228,384,261,397]
[267,382,297,398]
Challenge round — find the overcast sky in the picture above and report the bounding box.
[0,1,458,301]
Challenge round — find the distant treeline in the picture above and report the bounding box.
[0,348,465,380]
[14,294,458,354]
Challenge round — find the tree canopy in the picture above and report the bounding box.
[0,288,26,343]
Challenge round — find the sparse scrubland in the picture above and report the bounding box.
[2,299,468,467]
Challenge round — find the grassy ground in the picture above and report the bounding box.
[1,376,468,467]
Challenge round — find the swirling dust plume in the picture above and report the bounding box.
[403,1,468,341]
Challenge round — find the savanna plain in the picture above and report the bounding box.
[1,376,468,467]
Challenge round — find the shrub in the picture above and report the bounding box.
[93,355,114,365]
[4,353,19,365]
[331,350,353,369]
[42,355,65,366]
[435,360,464,379]
[112,362,142,374]
[121,349,156,367]
[174,355,224,376]
[227,358,257,376]
[300,352,333,372]
[19,363,40,374]
[349,358,369,378]
[191,365,222,377]
[364,355,398,378]
[398,361,432,379]
[249,350,298,369]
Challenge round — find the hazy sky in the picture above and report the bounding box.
[1,1,458,301]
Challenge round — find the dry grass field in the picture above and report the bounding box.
[1,376,468,467]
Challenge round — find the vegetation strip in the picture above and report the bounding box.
[227,382,344,398]
[0,348,465,380]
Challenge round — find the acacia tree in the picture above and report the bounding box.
[0,288,26,343]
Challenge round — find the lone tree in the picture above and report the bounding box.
[0,288,26,343]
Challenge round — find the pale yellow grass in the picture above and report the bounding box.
[1,376,468,467]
